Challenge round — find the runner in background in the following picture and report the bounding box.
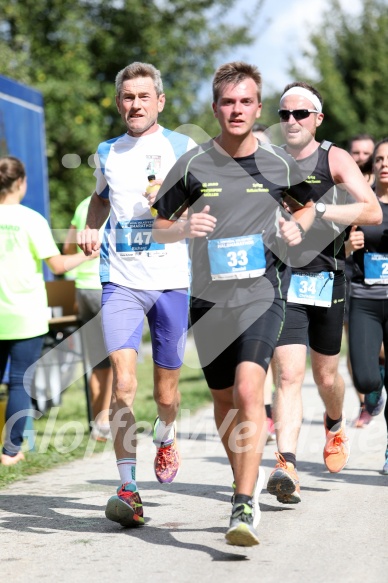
[63,195,113,442]
[347,138,388,473]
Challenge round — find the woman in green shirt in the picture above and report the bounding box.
[0,156,97,466]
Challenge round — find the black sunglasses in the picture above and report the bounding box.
[278,109,319,121]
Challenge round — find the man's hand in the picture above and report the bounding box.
[143,178,163,207]
[184,205,217,238]
[77,227,101,256]
[279,216,304,246]
[347,225,364,252]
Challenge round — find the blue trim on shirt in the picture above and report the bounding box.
[162,128,190,160]
[100,216,110,282]
[97,135,123,176]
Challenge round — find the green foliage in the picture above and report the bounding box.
[289,0,388,147]
[0,0,261,227]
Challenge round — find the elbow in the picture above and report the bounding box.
[151,228,161,243]
[373,207,383,225]
[152,221,165,244]
[49,265,65,276]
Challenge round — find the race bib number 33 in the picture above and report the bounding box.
[207,233,266,280]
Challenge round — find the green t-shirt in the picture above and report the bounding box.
[0,204,60,340]
[70,196,103,290]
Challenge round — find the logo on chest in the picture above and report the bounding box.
[246,182,269,193]
[201,182,222,197]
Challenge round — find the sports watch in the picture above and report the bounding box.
[315,202,326,218]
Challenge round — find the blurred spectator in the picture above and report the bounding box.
[0,156,97,466]
[63,196,112,441]
[252,122,272,145]
[348,134,375,185]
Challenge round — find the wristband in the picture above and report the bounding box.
[295,222,306,240]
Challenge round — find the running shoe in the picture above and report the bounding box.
[323,415,350,473]
[365,390,385,417]
[230,468,265,528]
[225,501,260,547]
[353,407,372,428]
[382,450,388,475]
[267,452,301,504]
[153,417,180,483]
[266,417,276,443]
[105,483,144,527]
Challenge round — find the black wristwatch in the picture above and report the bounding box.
[295,222,306,240]
[315,202,326,218]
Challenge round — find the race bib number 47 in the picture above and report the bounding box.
[207,233,266,280]
[116,219,165,255]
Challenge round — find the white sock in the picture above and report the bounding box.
[117,458,137,490]
[153,419,175,447]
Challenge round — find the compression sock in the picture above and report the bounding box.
[325,414,343,431]
[116,458,137,491]
[234,494,252,505]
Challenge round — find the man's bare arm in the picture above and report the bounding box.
[153,205,217,243]
[323,148,382,226]
[77,192,110,255]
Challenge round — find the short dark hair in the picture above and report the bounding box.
[348,133,375,150]
[213,61,262,103]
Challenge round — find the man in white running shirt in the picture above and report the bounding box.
[77,61,195,528]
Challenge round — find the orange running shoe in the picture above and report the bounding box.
[266,452,301,504]
[323,414,350,473]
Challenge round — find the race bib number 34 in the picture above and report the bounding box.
[207,233,266,280]
[287,271,334,307]
[364,253,388,284]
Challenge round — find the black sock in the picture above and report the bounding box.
[265,404,272,419]
[280,452,296,468]
[234,494,252,506]
[325,414,342,431]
